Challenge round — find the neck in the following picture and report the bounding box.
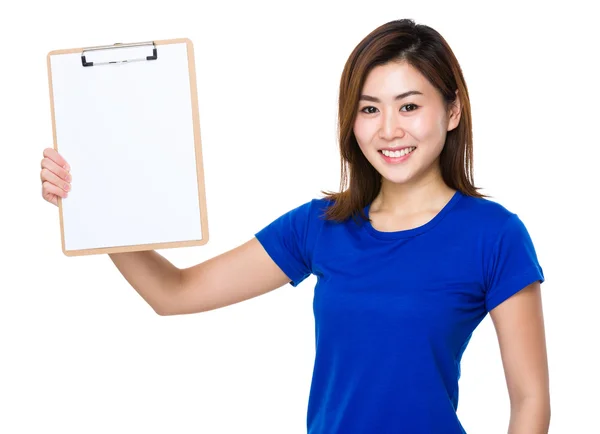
[371,170,455,216]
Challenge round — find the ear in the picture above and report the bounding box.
[447,89,461,132]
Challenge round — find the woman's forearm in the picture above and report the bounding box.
[108,250,182,314]
[508,397,551,434]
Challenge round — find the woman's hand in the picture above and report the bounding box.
[40,147,71,207]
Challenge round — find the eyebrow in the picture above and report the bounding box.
[359,90,424,103]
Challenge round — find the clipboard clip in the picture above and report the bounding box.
[81,41,158,67]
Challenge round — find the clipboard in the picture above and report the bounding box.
[47,38,209,256]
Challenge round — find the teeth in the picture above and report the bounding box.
[381,147,415,158]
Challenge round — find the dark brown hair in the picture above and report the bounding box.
[322,19,485,223]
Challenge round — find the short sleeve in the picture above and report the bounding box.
[254,200,317,287]
[484,213,545,312]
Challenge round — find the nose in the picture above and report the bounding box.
[379,109,405,141]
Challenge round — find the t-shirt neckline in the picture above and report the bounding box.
[363,190,463,240]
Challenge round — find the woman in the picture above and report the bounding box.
[40,19,550,434]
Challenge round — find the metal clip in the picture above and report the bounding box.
[81,41,157,67]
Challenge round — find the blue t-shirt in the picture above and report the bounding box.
[254,190,544,433]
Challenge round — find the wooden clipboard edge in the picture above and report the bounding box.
[47,38,210,257]
[182,38,210,250]
[62,239,207,257]
[46,47,67,256]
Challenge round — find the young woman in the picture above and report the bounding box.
[40,19,550,434]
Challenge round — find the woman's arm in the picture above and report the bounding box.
[109,237,290,316]
[489,281,551,433]
[41,147,292,316]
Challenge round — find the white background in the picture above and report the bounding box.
[1,1,598,433]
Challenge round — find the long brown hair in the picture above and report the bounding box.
[322,19,485,223]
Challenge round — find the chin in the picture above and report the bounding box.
[369,163,409,183]
[369,152,440,187]
[380,173,415,185]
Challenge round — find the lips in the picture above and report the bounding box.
[378,146,416,152]
[378,146,416,163]
[379,146,416,158]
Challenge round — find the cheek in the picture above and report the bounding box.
[353,121,364,148]
[410,116,430,140]
[413,113,445,142]
[353,118,373,147]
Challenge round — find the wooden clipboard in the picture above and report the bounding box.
[47,38,209,256]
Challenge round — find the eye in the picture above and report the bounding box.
[401,103,419,112]
[360,106,378,114]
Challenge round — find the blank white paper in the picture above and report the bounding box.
[50,42,203,251]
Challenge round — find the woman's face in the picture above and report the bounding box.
[353,61,461,187]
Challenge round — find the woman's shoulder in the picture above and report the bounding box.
[290,196,336,217]
[455,192,524,231]
[287,197,334,215]
[453,193,539,260]
[268,197,334,232]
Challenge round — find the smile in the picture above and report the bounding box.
[380,147,416,158]
[378,146,416,163]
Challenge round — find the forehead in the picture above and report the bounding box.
[361,61,432,96]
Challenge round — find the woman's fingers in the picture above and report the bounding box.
[41,147,71,207]
[42,181,67,206]
[40,156,71,186]
[43,147,70,171]
[40,166,71,193]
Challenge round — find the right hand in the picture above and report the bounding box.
[40,147,71,207]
